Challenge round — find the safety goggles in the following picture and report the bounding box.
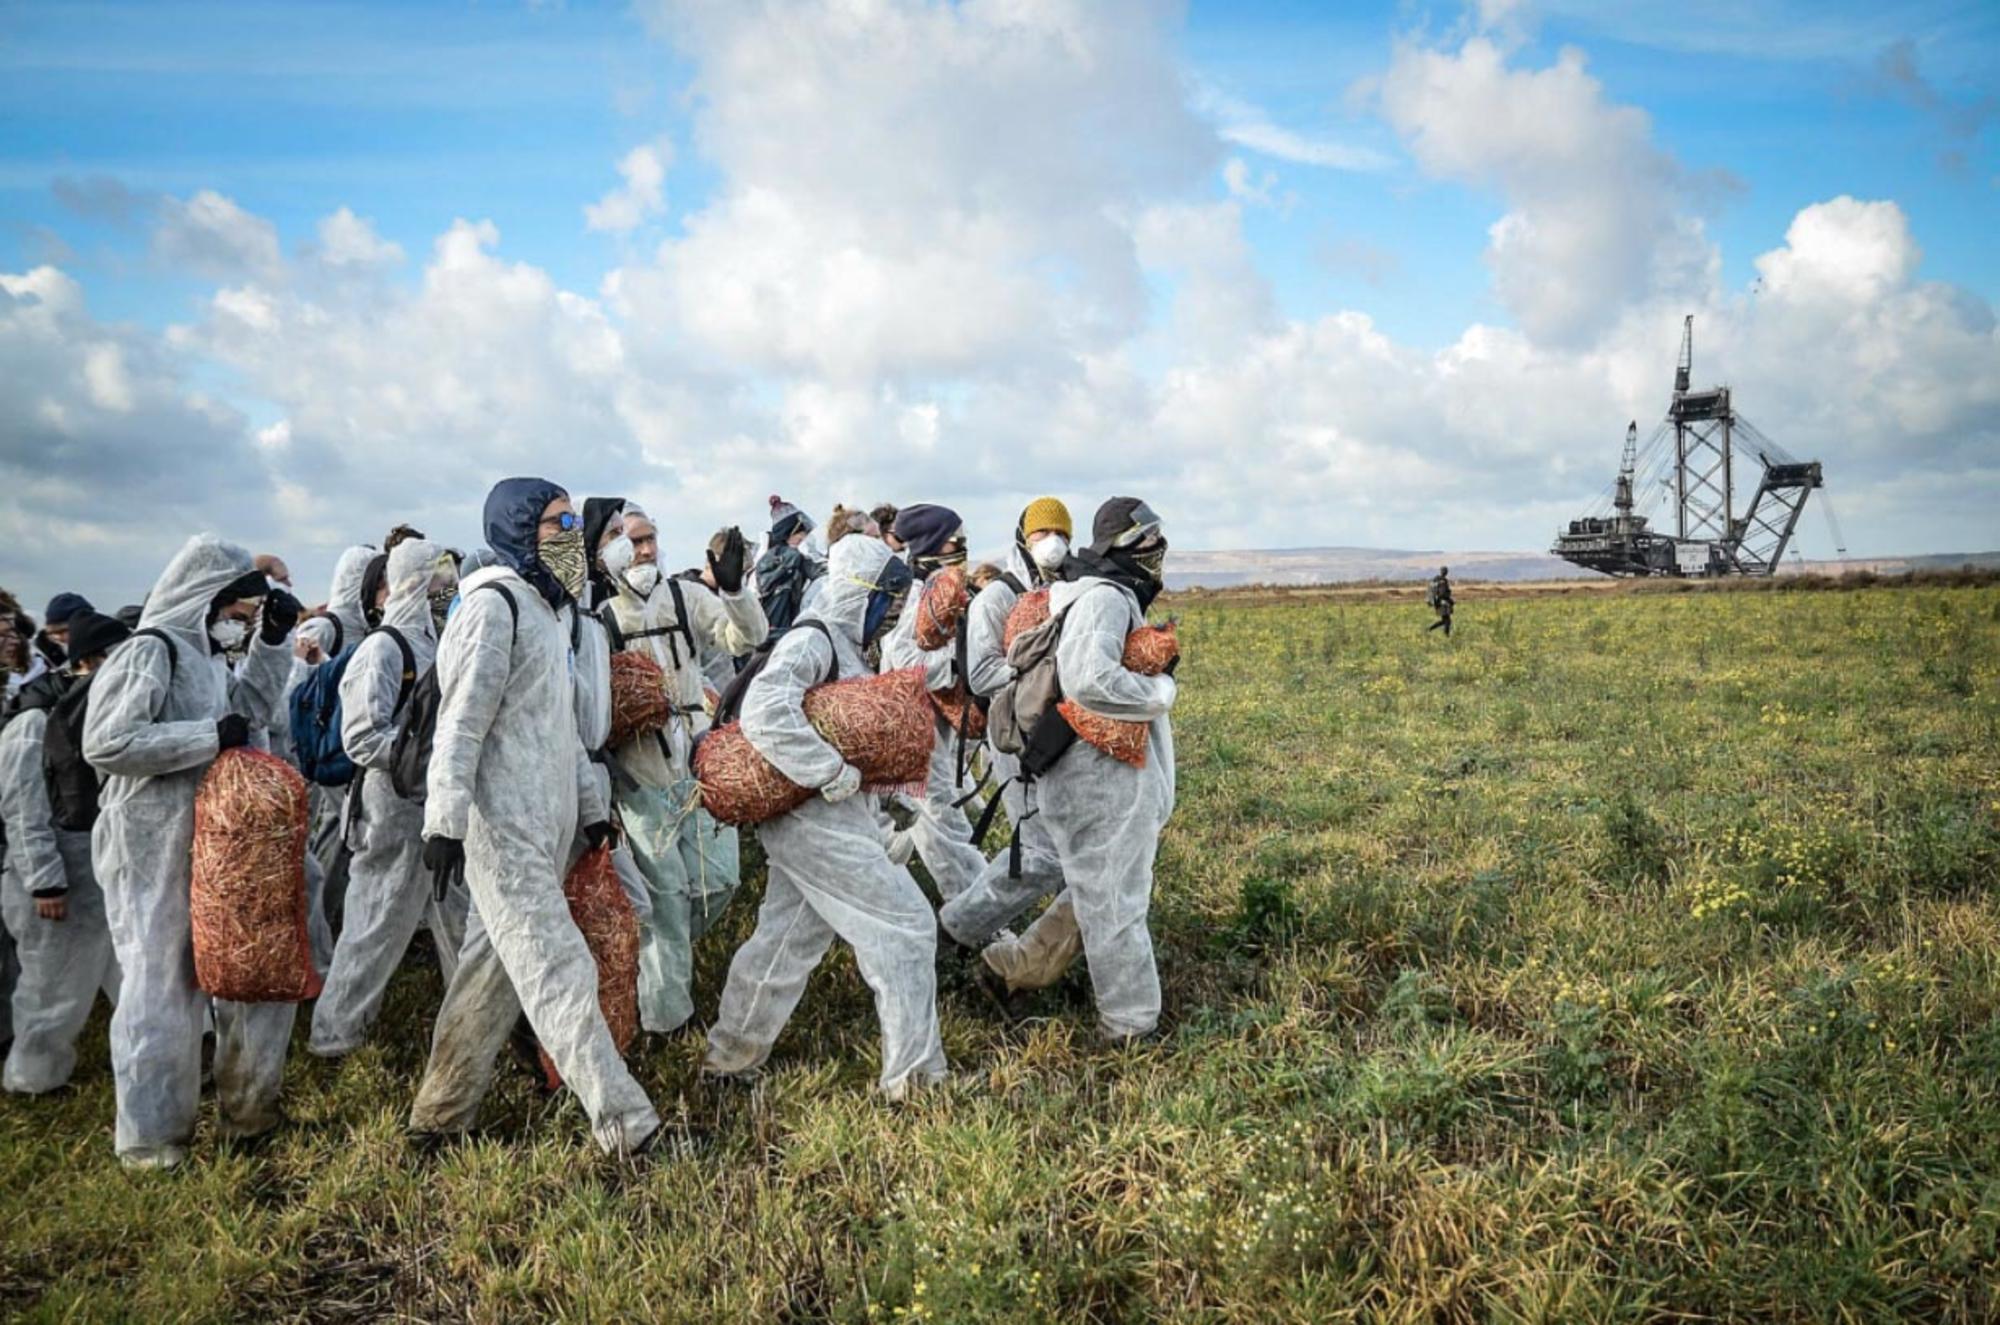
[1110,501,1163,550]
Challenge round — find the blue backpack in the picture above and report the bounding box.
[289,627,415,787]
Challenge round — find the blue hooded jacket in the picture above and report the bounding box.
[483,476,571,610]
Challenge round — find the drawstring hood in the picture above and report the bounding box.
[483,476,574,610]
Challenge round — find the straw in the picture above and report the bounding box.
[538,845,641,1090]
[695,667,937,824]
[608,650,673,748]
[191,747,321,1003]
[913,566,969,651]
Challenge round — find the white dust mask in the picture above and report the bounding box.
[209,618,250,652]
[1031,535,1070,573]
[624,563,661,597]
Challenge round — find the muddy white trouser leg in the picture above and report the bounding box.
[213,999,295,1136]
[906,724,985,900]
[981,893,1083,993]
[311,771,434,1056]
[2,847,118,1094]
[706,798,946,1096]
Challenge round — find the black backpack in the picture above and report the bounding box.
[711,619,835,728]
[390,583,515,802]
[44,628,176,832]
[600,578,698,671]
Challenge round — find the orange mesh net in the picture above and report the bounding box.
[191,748,321,1002]
[1067,621,1180,768]
[538,845,640,1090]
[695,667,936,824]
[912,567,969,651]
[607,650,673,748]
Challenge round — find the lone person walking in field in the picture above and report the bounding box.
[1426,566,1454,637]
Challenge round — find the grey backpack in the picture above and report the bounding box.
[987,607,1067,757]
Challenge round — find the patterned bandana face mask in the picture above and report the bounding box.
[539,526,588,602]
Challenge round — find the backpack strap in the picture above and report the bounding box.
[799,618,838,683]
[666,578,696,669]
[473,581,520,638]
[999,571,1027,595]
[131,628,179,683]
[605,582,700,671]
[326,616,344,658]
[375,626,420,718]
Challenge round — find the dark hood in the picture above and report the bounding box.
[581,496,627,604]
[1068,496,1165,612]
[483,476,571,609]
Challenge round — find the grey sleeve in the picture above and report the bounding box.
[336,633,405,771]
[82,636,220,778]
[0,713,67,897]
[965,584,1016,699]
[423,595,512,842]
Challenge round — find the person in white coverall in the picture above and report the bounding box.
[1035,498,1177,1041]
[407,478,659,1155]
[598,507,767,1034]
[84,534,304,1168]
[703,534,947,1099]
[938,498,1081,991]
[307,539,466,1057]
[875,503,987,901]
[292,543,376,964]
[0,610,127,1094]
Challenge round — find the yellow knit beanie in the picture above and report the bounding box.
[1020,496,1072,540]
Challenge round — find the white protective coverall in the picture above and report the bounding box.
[0,692,120,1093]
[600,537,768,1033]
[567,596,653,928]
[84,535,298,1165]
[704,535,948,1098]
[407,560,659,1154]
[1034,577,1177,1039]
[937,549,1072,965]
[307,539,466,1056]
[876,581,987,901]
[293,543,376,965]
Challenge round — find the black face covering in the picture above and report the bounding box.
[1067,542,1165,612]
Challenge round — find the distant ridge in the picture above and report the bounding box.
[1164,546,2000,589]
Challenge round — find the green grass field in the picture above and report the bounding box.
[4,583,1998,1321]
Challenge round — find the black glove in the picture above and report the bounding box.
[422,835,466,900]
[583,820,617,852]
[708,527,749,594]
[215,713,251,751]
[260,587,303,645]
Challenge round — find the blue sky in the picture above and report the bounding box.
[2,0,1996,606]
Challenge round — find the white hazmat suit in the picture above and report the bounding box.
[1035,577,1176,1039]
[704,535,948,1098]
[938,549,1071,956]
[876,588,987,901]
[84,535,298,1165]
[600,535,768,1034]
[307,539,466,1057]
[292,543,377,965]
[406,542,659,1155]
[0,693,121,1093]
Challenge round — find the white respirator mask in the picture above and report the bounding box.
[1031,535,1070,573]
[623,563,661,597]
[209,618,250,652]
